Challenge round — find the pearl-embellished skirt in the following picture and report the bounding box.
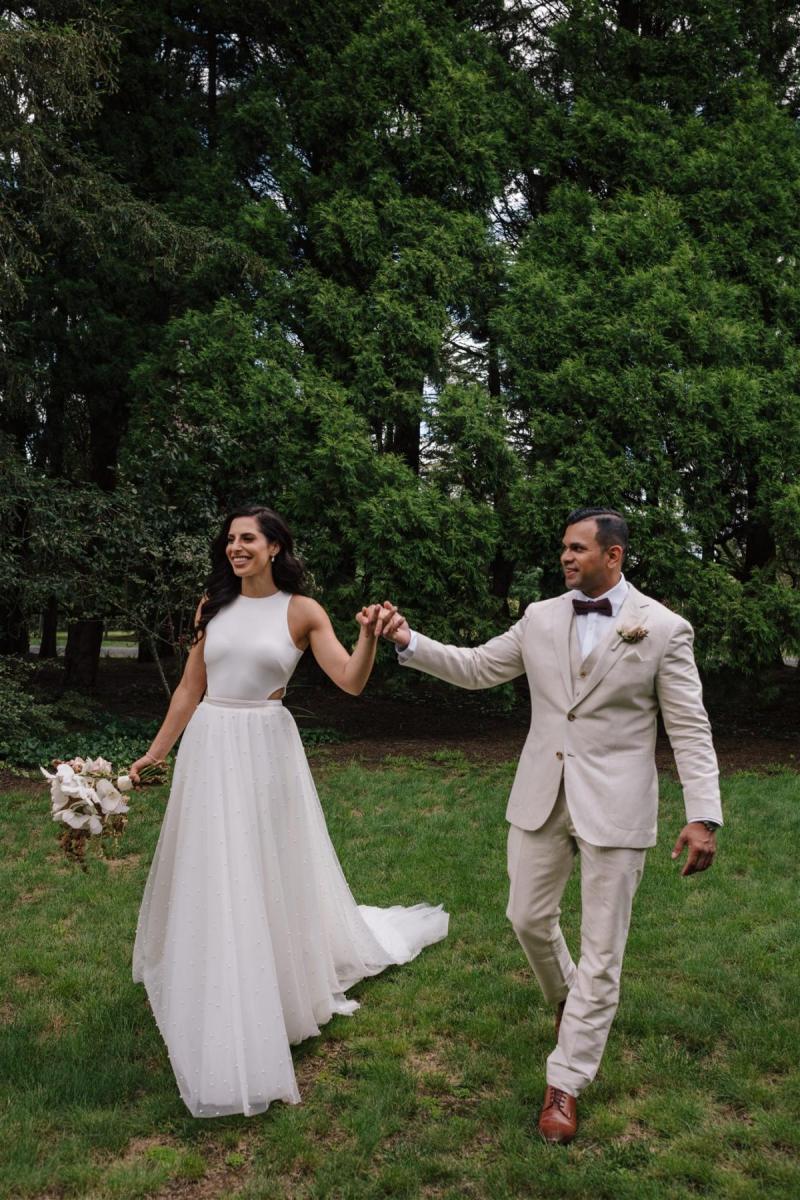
[132,697,448,1118]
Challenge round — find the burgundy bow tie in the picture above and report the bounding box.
[572,597,613,616]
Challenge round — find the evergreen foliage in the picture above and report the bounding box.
[2,2,799,684]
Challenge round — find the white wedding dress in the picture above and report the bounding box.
[133,590,448,1117]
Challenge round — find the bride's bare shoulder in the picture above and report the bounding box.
[288,594,329,637]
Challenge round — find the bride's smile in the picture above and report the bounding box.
[226,517,279,581]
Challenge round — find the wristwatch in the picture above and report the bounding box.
[701,820,720,834]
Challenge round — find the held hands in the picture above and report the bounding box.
[374,601,411,649]
[354,602,411,648]
[671,822,716,876]
[355,603,386,639]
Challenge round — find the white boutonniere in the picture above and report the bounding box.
[617,624,648,644]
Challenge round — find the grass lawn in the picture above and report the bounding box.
[1,756,798,1199]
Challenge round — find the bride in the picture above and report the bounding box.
[129,504,448,1118]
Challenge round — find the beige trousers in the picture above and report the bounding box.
[506,786,646,1097]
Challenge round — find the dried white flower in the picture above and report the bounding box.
[617,624,649,644]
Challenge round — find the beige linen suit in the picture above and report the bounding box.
[400,584,722,1095]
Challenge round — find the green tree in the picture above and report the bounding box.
[122,297,505,642]
[1,1,260,673]
[117,0,521,642]
[6,0,800,692]
[495,3,800,667]
[228,0,516,470]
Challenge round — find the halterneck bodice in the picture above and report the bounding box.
[203,591,303,702]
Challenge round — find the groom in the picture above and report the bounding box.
[377,508,722,1143]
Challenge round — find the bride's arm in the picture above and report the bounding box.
[129,599,208,780]
[290,595,381,696]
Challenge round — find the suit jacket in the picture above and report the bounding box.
[400,585,722,848]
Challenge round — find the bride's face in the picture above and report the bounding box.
[226,517,279,579]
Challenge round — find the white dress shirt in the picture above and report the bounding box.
[397,629,419,660]
[572,574,629,659]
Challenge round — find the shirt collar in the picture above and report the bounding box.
[574,573,629,616]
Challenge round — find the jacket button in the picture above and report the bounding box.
[555,751,563,760]
[567,712,576,721]
[579,670,587,678]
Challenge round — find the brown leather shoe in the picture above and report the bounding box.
[555,1000,566,1039]
[538,1085,578,1143]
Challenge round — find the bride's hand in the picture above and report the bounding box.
[128,754,156,785]
[355,603,384,638]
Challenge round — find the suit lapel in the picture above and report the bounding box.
[549,593,575,703]
[573,586,651,707]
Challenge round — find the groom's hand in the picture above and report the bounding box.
[671,822,716,876]
[375,601,411,649]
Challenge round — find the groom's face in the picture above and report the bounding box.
[561,519,620,597]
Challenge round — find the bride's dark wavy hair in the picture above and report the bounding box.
[192,505,307,643]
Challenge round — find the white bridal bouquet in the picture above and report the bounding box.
[41,755,167,867]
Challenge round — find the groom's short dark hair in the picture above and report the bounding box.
[565,507,629,556]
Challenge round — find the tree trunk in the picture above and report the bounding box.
[617,1,642,34]
[137,617,177,662]
[490,548,515,617]
[207,27,218,148]
[145,630,174,702]
[391,417,420,473]
[138,633,155,663]
[64,619,104,689]
[743,518,776,579]
[39,596,59,658]
[76,384,125,683]
[743,475,776,580]
[0,601,30,655]
[0,485,32,653]
[487,333,501,399]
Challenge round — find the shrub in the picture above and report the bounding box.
[0,657,65,762]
